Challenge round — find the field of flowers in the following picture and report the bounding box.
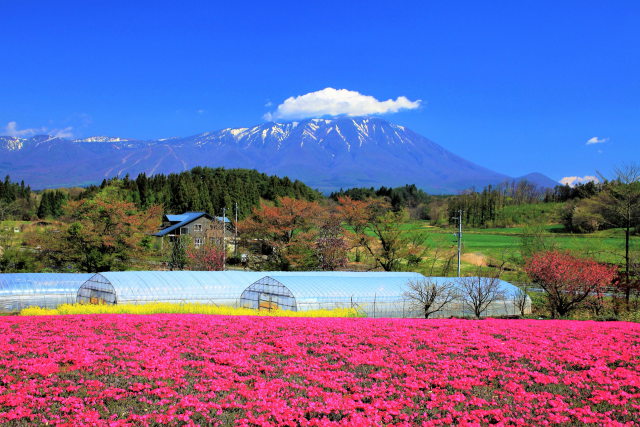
[0,316,639,425]
[20,303,361,318]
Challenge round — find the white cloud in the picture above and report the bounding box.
[586,136,608,145]
[2,121,74,138]
[52,127,74,138]
[196,109,206,115]
[4,121,46,137]
[560,175,600,187]
[264,87,421,121]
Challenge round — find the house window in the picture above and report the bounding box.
[194,237,203,248]
[193,224,203,232]
[180,227,189,235]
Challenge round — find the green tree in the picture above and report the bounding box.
[363,210,427,271]
[600,167,640,279]
[0,227,37,272]
[31,191,162,272]
[168,236,188,271]
[520,221,555,260]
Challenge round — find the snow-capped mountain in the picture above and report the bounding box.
[0,117,557,192]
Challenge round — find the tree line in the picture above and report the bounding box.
[446,180,545,228]
[330,184,431,214]
[0,176,34,220]
[238,196,427,272]
[81,167,321,219]
[0,167,321,222]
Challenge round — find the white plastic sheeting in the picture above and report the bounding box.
[0,273,92,312]
[77,271,269,305]
[5,270,532,318]
[240,275,531,318]
[76,271,425,307]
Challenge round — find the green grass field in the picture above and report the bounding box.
[395,221,634,280]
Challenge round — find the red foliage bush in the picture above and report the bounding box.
[525,250,617,317]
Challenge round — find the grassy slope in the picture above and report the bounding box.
[395,221,633,281]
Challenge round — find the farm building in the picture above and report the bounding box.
[239,274,531,318]
[0,273,92,312]
[154,212,231,249]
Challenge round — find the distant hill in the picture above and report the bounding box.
[515,173,559,189]
[0,117,557,193]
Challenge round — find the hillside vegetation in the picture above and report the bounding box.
[1,165,638,320]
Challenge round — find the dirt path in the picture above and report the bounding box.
[461,252,488,267]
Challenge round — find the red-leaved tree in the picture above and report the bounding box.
[238,197,321,269]
[524,250,617,317]
[186,243,225,271]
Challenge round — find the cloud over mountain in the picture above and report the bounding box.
[560,175,599,187]
[3,121,74,138]
[265,88,421,120]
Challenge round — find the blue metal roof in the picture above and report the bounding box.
[154,212,231,237]
[165,214,191,222]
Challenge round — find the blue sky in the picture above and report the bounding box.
[1,0,638,184]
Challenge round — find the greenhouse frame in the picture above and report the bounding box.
[0,273,93,312]
[239,274,531,318]
[2,270,531,318]
[76,271,269,305]
[75,271,422,306]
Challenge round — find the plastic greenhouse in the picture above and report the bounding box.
[239,275,531,318]
[75,270,531,318]
[76,271,269,305]
[75,271,421,306]
[239,273,425,317]
[0,273,93,312]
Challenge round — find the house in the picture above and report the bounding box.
[154,212,231,249]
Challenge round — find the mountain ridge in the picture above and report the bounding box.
[0,117,557,193]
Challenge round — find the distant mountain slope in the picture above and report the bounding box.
[515,173,559,189]
[0,117,556,193]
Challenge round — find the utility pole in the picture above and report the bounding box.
[222,207,226,271]
[455,209,463,277]
[234,201,238,257]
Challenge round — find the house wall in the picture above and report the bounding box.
[179,217,214,246]
[156,216,234,250]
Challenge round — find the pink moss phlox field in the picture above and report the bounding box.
[0,316,639,426]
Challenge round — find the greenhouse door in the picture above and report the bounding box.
[258,292,279,311]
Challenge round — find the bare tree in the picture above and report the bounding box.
[513,285,531,317]
[422,247,457,277]
[439,250,457,276]
[458,274,505,319]
[596,164,640,305]
[519,221,555,261]
[403,278,460,318]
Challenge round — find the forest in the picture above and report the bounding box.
[0,168,320,222]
